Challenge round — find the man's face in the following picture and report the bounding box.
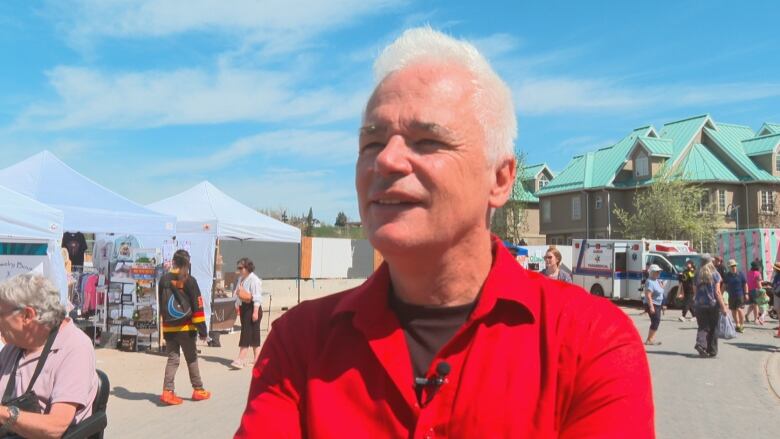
[356,63,514,252]
[730,265,737,273]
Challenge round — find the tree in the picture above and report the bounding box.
[305,207,314,236]
[335,211,348,227]
[491,154,529,243]
[612,167,719,252]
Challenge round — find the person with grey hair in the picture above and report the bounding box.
[236,27,653,438]
[0,274,98,438]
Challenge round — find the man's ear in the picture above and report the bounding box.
[488,156,517,208]
[22,306,37,323]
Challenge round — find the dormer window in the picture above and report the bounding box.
[635,154,649,178]
[538,174,549,191]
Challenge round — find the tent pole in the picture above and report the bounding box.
[297,242,301,304]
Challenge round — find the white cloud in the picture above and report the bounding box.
[470,33,522,60]
[13,65,370,130]
[49,0,403,54]
[147,129,357,176]
[513,77,780,115]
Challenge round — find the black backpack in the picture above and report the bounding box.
[160,276,192,326]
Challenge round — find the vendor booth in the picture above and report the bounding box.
[0,150,177,351]
[0,184,68,300]
[148,181,301,331]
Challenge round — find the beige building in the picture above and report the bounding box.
[537,116,780,245]
[496,163,554,245]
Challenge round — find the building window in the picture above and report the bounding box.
[571,196,581,220]
[595,195,603,209]
[761,190,774,213]
[538,175,549,191]
[776,154,780,172]
[699,191,711,212]
[635,155,649,178]
[542,200,551,223]
[718,189,727,213]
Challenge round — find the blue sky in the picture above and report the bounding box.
[1,1,779,224]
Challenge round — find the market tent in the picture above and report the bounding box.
[0,150,176,235]
[148,181,301,328]
[0,184,68,301]
[148,181,301,242]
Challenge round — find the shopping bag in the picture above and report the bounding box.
[719,313,736,339]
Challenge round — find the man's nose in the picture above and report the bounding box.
[375,134,412,176]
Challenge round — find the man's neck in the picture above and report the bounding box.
[384,232,494,307]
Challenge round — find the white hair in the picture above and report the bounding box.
[371,26,517,164]
[0,274,66,329]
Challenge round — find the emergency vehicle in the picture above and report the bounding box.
[572,239,701,302]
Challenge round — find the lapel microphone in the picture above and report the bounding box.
[415,361,452,406]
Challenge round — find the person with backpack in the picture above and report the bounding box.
[159,249,211,405]
[693,255,728,357]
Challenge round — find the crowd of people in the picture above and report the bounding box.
[639,253,780,358]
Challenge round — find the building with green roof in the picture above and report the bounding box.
[495,162,554,245]
[537,115,780,244]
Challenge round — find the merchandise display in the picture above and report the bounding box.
[62,232,88,266]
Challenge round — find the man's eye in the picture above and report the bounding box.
[360,142,384,151]
[416,139,443,149]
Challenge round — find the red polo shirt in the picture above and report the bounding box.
[235,241,655,438]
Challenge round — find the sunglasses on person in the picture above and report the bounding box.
[237,265,246,271]
[544,256,554,260]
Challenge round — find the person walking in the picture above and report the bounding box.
[693,255,728,357]
[643,264,665,345]
[159,249,211,405]
[540,246,573,283]
[754,287,770,325]
[230,257,263,370]
[723,259,748,333]
[677,260,696,322]
[745,261,763,323]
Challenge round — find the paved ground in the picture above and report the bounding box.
[98,306,780,438]
[636,307,780,439]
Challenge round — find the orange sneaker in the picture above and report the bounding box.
[192,388,211,401]
[160,390,183,405]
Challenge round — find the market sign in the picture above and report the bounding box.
[0,255,48,280]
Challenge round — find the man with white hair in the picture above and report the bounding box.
[236,27,654,438]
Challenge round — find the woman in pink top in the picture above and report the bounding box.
[745,261,763,323]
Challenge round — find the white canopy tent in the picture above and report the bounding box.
[148,181,302,328]
[0,150,176,235]
[0,184,68,301]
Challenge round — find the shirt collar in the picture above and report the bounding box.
[331,235,539,330]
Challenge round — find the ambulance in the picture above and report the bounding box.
[572,239,701,302]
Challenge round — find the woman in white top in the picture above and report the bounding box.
[230,258,263,370]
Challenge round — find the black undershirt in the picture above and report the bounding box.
[388,292,476,402]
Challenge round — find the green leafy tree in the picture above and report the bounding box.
[612,167,719,252]
[491,154,529,243]
[335,211,348,227]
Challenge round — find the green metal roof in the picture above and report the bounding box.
[659,114,711,163]
[741,133,780,157]
[636,136,672,156]
[675,143,739,182]
[702,125,777,182]
[536,155,586,194]
[520,163,550,181]
[536,126,652,195]
[758,123,780,135]
[510,175,539,203]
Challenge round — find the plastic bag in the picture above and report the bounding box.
[719,313,736,339]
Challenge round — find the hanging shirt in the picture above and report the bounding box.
[62,232,88,266]
[111,235,140,262]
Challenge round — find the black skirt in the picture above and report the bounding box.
[238,301,262,347]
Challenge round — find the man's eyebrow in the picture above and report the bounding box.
[410,121,455,138]
[359,124,385,136]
